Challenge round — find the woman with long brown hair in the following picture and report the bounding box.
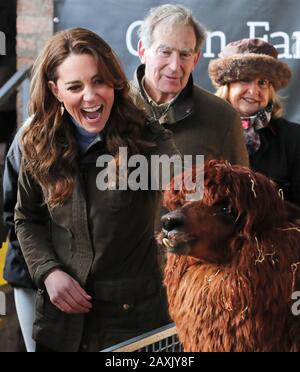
[15,28,178,352]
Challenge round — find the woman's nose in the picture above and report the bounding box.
[246,81,260,95]
[83,88,97,101]
[161,211,185,232]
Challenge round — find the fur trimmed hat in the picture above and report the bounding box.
[208,38,292,90]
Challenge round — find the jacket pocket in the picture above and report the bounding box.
[104,189,134,209]
[93,276,164,332]
[35,289,63,321]
[35,289,45,316]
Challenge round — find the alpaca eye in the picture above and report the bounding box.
[174,200,183,209]
[211,204,232,216]
[221,207,230,214]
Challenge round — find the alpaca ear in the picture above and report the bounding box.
[236,174,287,237]
[230,180,258,238]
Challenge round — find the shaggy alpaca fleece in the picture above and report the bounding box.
[161,161,300,352]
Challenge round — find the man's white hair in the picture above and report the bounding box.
[138,4,207,52]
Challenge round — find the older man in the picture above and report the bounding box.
[130,4,249,167]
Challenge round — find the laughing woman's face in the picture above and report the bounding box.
[228,77,271,117]
[49,53,114,134]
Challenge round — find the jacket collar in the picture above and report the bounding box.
[133,64,194,125]
[250,118,278,159]
[267,119,279,136]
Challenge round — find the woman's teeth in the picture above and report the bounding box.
[243,98,258,104]
[81,105,103,120]
[81,105,103,113]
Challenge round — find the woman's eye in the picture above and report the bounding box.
[68,86,81,91]
[258,79,269,86]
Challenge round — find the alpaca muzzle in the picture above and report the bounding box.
[161,211,185,234]
[159,211,195,255]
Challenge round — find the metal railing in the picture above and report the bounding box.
[0,65,32,123]
[100,323,183,352]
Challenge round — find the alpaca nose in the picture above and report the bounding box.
[161,212,185,232]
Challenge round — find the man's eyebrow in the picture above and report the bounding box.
[157,45,194,53]
[180,48,194,53]
[157,44,171,50]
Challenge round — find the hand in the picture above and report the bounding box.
[44,269,92,314]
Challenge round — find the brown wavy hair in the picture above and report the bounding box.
[23,28,147,206]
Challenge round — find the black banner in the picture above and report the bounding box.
[54,0,300,124]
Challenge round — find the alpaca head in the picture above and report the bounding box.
[158,160,288,264]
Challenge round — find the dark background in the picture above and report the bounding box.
[54,0,300,124]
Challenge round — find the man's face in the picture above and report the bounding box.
[139,23,200,104]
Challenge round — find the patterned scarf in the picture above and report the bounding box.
[241,102,273,155]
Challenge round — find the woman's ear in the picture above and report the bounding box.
[48,81,61,102]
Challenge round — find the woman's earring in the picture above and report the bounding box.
[60,103,65,116]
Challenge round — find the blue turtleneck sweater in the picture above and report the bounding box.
[71,118,101,153]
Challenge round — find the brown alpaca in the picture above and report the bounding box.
[158,160,300,352]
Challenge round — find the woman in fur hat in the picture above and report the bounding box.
[209,38,300,208]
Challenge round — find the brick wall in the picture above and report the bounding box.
[17,0,53,67]
[16,0,54,126]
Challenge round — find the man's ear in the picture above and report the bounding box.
[48,81,62,102]
[138,39,147,64]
